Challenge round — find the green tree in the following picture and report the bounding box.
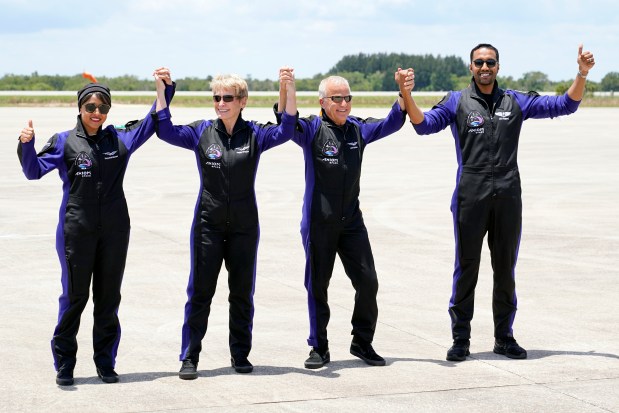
[296,73,323,91]
[175,76,212,91]
[554,81,571,95]
[520,71,550,92]
[600,72,619,91]
[452,75,471,90]
[430,69,454,91]
[328,52,468,91]
[497,75,521,90]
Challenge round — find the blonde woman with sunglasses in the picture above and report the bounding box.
[17,68,174,386]
[154,67,297,380]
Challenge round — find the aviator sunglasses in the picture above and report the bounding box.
[325,95,353,103]
[472,59,498,68]
[213,95,239,103]
[83,103,111,114]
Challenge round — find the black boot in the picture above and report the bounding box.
[446,339,470,361]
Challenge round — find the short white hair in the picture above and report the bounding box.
[318,76,350,98]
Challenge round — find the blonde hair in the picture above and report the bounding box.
[210,74,248,98]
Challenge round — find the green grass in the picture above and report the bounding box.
[1,94,617,108]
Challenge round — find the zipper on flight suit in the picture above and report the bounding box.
[338,124,349,222]
[488,101,497,198]
[478,97,497,198]
[225,134,232,229]
[90,136,104,232]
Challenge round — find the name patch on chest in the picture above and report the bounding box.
[103,150,118,160]
[205,161,221,169]
[236,144,250,154]
[495,111,511,120]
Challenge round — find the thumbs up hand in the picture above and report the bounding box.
[577,44,595,75]
[19,120,34,143]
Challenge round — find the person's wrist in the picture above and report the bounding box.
[577,70,588,79]
[398,91,411,98]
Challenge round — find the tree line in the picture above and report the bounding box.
[2,53,618,93]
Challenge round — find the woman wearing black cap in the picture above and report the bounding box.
[17,68,175,386]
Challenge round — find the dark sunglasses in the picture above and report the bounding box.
[213,95,238,103]
[83,103,111,114]
[472,59,498,68]
[325,95,353,103]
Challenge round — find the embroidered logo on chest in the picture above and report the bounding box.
[206,144,223,160]
[75,152,92,170]
[322,139,339,157]
[74,152,93,178]
[467,111,485,128]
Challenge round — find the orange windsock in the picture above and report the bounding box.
[82,72,98,83]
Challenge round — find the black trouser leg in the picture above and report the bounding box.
[180,227,224,362]
[225,227,259,359]
[488,195,522,338]
[91,229,129,368]
[52,233,97,370]
[305,222,338,350]
[338,217,378,345]
[449,194,490,340]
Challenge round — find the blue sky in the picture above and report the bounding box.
[0,0,616,83]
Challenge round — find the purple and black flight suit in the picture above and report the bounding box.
[17,86,173,372]
[292,102,405,352]
[413,80,581,341]
[155,108,297,363]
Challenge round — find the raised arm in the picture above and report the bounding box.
[19,119,34,144]
[277,66,291,113]
[118,67,175,154]
[155,67,173,111]
[257,67,299,152]
[280,66,297,116]
[395,67,424,124]
[17,120,63,180]
[567,44,596,102]
[153,68,201,150]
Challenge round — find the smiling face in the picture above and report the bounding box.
[213,87,246,125]
[320,81,352,126]
[79,95,108,135]
[470,47,500,94]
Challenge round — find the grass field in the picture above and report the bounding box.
[1,94,617,108]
